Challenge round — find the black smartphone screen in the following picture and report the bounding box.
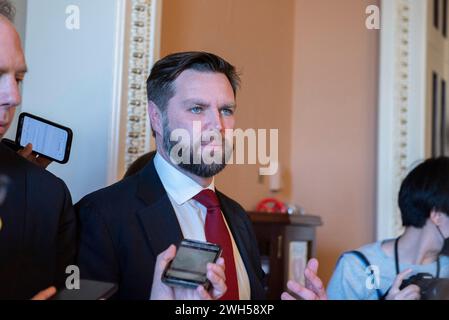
[16,113,73,164]
[162,239,222,289]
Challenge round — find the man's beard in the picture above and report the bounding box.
[162,118,232,178]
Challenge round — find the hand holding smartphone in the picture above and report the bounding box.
[161,239,222,290]
[14,112,73,164]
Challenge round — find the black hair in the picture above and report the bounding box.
[146,51,240,113]
[399,157,449,227]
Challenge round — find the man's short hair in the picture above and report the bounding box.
[399,157,449,227]
[0,0,15,22]
[146,51,240,113]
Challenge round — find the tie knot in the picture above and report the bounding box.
[193,189,221,210]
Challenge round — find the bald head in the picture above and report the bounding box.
[0,16,26,138]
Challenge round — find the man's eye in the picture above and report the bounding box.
[190,106,203,114]
[221,108,234,116]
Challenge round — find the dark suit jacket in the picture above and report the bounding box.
[0,142,77,299]
[76,157,266,300]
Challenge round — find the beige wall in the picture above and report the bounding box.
[161,0,379,285]
[291,0,379,283]
[161,0,295,208]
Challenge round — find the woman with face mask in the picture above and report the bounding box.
[282,157,449,300]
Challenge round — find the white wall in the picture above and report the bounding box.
[291,0,379,283]
[19,0,124,202]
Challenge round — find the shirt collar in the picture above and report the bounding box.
[153,152,215,205]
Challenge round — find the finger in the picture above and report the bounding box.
[304,268,327,298]
[155,245,176,277]
[304,259,319,289]
[216,257,225,272]
[281,292,297,300]
[307,258,319,274]
[399,284,421,297]
[287,280,318,300]
[31,286,57,300]
[207,268,227,299]
[403,291,421,300]
[402,284,420,293]
[161,244,176,265]
[18,143,33,158]
[208,261,226,282]
[196,285,212,300]
[36,157,52,169]
[391,269,413,293]
[398,289,421,300]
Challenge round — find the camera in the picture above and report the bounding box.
[400,273,449,300]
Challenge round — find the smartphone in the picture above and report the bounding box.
[15,112,73,164]
[51,280,118,300]
[162,239,222,290]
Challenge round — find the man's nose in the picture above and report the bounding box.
[0,77,22,109]
[207,108,224,132]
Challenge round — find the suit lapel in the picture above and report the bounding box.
[136,196,183,256]
[135,158,183,256]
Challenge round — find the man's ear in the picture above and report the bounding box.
[430,210,443,226]
[148,101,163,136]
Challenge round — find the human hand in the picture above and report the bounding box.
[281,258,327,300]
[18,143,52,168]
[31,286,57,300]
[385,269,420,300]
[150,245,227,300]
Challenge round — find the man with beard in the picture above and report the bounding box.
[76,52,265,300]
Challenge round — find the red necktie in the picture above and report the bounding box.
[193,189,239,300]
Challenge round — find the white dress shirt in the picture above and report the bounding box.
[153,152,251,300]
